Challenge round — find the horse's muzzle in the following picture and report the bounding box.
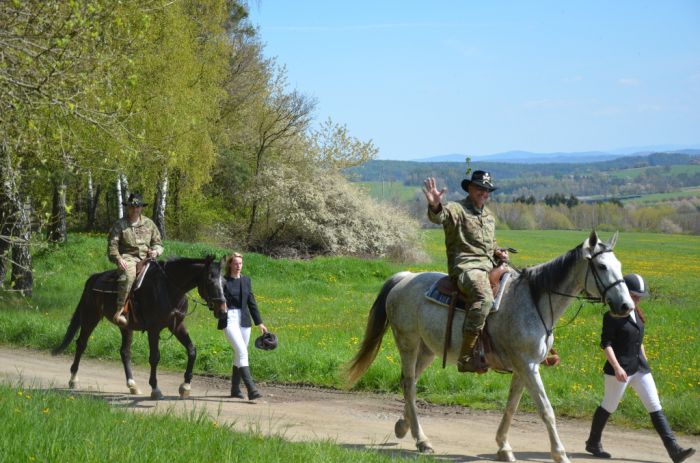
[209,301,227,319]
[609,302,633,318]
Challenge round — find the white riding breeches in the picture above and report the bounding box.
[223,309,251,367]
[601,371,662,414]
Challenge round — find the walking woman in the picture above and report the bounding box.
[585,273,695,462]
[218,252,268,400]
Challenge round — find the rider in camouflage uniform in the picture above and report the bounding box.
[107,193,163,327]
[423,170,508,372]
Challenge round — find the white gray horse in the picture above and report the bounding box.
[346,231,633,463]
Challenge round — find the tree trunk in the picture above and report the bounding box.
[86,171,101,231]
[0,138,16,288]
[153,170,168,239]
[116,173,128,219]
[47,181,67,243]
[10,196,32,296]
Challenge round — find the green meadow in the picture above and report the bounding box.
[0,383,422,463]
[1,230,698,435]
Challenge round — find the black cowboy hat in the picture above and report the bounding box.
[122,193,148,207]
[624,273,649,298]
[254,332,278,351]
[461,170,497,193]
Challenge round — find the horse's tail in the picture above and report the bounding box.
[52,275,97,356]
[344,271,411,387]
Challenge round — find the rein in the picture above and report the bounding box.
[154,260,224,317]
[534,247,625,339]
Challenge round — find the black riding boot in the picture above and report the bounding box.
[230,366,244,399]
[585,406,612,458]
[239,366,262,400]
[650,410,696,463]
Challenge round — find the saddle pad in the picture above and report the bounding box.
[92,270,119,293]
[425,280,466,310]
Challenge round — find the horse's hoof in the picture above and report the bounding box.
[178,383,191,398]
[68,379,79,389]
[416,441,434,454]
[497,450,516,462]
[150,388,163,400]
[394,419,409,439]
[127,379,140,395]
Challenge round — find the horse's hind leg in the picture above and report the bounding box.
[119,329,140,395]
[169,321,196,398]
[147,329,164,400]
[68,311,100,389]
[496,372,525,462]
[396,338,434,454]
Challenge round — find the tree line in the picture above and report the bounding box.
[347,153,700,201]
[1,1,418,296]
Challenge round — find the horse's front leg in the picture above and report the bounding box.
[496,372,525,462]
[147,329,163,400]
[119,328,140,394]
[169,320,196,398]
[520,363,570,463]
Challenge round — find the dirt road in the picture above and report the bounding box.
[1,346,696,462]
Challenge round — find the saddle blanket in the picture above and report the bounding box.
[424,272,513,313]
[424,281,465,310]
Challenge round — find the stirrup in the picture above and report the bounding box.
[114,314,128,328]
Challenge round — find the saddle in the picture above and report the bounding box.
[91,259,152,294]
[429,265,559,373]
[92,259,153,328]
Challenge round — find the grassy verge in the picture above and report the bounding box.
[1,230,698,434]
[0,383,426,462]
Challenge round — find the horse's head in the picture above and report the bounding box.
[197,255,227,319]
[582,230,634,317]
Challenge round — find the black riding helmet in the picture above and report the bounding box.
[624,273,649,298]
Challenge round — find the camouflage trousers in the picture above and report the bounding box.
[456,268,494,334]
[116,256,140,308]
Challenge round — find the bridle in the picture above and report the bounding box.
[583,247,626,304]
[535,246,625,338]
[156,259,226,313]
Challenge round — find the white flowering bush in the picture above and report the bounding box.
[244,164,421,258]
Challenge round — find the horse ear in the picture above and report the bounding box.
[608,231,619,249]
[582,230,598,259]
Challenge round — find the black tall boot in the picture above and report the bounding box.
[585,406,612,458]
[230,366,244,399]
[650,410,696,463]
[239,366,262,400]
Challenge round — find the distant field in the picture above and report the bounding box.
[609,164,700,180]
[622,186,700,204]
[357,181,420,202]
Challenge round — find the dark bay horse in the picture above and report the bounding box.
[52,255,226,399]
[346,231,634,462]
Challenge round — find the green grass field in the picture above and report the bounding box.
[0,383,422,463]
[1,230,698,435]
[609,164,700,180]
[622,186,700,204]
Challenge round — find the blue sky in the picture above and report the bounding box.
[248,1,700,161]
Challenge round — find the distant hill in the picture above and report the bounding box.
[414,148,700,164]
[345,151,700,201]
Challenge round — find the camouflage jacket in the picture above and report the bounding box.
[428,197,498,278]
[107,216,164,263]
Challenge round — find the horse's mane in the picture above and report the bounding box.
[521,244,583,301]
